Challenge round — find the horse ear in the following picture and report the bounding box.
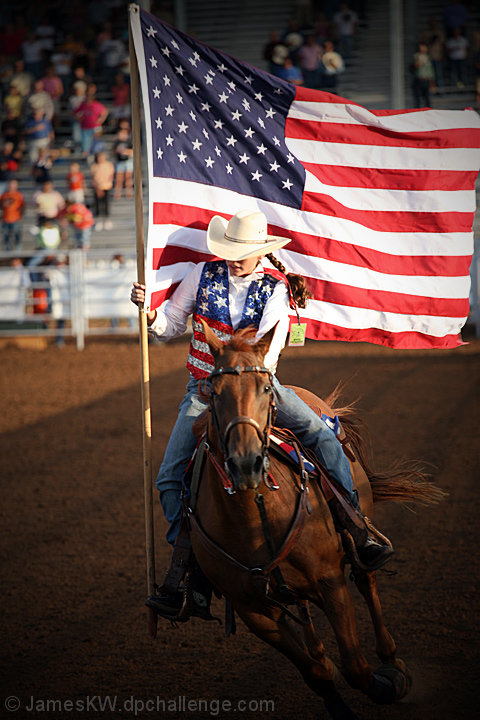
[200,318,225,357]
[254,322,277,361]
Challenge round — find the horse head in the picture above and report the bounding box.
[201,319,277,491]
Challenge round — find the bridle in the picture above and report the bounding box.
[207,364,277,490]
[187,363,310,623]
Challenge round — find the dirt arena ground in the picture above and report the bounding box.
[1,332,479,720]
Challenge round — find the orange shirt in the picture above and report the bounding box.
[0,190,25,223]
[68,171,84,190]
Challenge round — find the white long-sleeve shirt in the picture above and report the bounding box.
[148,258,290,371]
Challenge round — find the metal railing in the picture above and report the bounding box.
[0,249,138,349]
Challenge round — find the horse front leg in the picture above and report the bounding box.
[318,573,409,705]
[352,569,412,697]
[237,608,359,720]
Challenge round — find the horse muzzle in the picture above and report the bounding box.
[225,451,265,491]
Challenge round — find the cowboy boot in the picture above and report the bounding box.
[328,495,394,571]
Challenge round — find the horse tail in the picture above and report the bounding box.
[327,390,446,506]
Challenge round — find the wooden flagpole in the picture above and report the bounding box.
[129,5,157,639]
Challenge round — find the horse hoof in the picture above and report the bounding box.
[367,663,412,704]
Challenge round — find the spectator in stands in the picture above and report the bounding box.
[113,123,133,200]
[59,198,94,249]
[21,30,45,79]
[333,2,358,60]
[41,64,64,127]
[276,56,304,85]
[90,127,107,158]
[298,33,324,88]
[0,141,20,195]
[263,31,282,74]
[98,27,127,91]
[281,20,304,65]
[32,146,56,185]
[270,43,290,77]
[4,84,23,119]
[27,79,55,122]
[50,44,73,95]
[69,65,92,95]
[445,26,469,88]
[71,41,95,78]
[25,109,54,165]
[35,14,56,55]
[320,40,344,89]
[0,179,25,251]
[74,82,108,158]
[1,107,24,155]
[10,59,34,100]
[411,41,435,108]
[423,18,446,93]
[111,72,131,125]
[68,79,87,151]
[90,151,114,231]
[33,180,65,226]
[67,161,85,203]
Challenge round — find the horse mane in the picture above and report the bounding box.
[224,326,259,355]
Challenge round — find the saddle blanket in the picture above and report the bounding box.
[270,413,340,476]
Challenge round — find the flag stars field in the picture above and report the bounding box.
[136,10,302,207]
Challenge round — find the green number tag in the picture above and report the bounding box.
[288,323,307,347]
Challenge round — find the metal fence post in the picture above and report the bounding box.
[70,249,86,350]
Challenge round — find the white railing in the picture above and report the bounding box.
[0,249,138,349]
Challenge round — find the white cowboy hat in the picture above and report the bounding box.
[207,210,291,261]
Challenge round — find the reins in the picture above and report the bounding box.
[185,362,311,624]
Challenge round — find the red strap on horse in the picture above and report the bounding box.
[204,443,235,494]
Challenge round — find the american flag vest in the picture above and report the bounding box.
[186,260,279,379]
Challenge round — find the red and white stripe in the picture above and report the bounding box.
[143,88,480,350]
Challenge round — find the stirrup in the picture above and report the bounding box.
[147,575,221,625]
[340,529,394,573]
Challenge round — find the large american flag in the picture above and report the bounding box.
[130,5,480,350]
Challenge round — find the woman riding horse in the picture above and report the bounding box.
[130,210,393,618]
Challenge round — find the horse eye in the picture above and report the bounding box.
[264,384,271,393]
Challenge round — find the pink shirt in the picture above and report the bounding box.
[298,44,323,70]
[42,76,63,99]
[75,99,107,129]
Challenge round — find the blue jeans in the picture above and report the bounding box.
[74,226,92,249]
[156,377,208,544]
[156,375,356,545]
[3,221,21,250]
[81,128,95,154]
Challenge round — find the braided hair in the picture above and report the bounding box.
[266,253,312,309]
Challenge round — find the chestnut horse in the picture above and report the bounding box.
[188,323,443,720]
